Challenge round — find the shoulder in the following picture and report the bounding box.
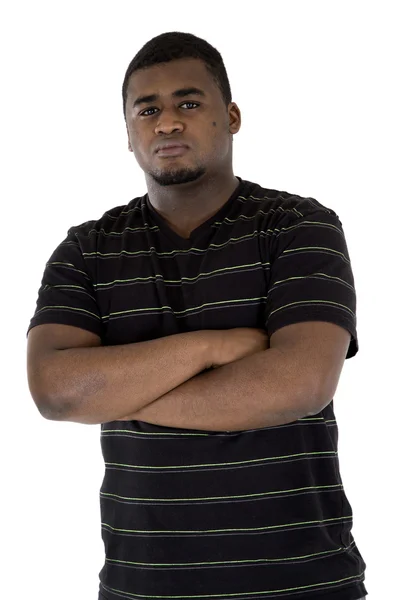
[67,195,144,239]
[243,179,339,222]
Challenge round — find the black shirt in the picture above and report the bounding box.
[27,177,368,600]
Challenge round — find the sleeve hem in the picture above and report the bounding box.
[26,315,104,342]
[265,312,358,359]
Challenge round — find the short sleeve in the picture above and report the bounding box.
[264,208,358,359]
[26,225,104,340]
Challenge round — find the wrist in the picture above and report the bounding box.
[195,329,216,370]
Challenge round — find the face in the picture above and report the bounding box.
[125,58,241,187]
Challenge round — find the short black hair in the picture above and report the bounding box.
[122,31,232,120]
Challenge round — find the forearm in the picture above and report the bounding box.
[42,330,211,424]
[119,348,315,431]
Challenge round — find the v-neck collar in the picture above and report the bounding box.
[144,177,246,247]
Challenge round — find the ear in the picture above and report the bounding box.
[126,124,132,152]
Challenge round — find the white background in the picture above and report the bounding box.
[1,1,398,598]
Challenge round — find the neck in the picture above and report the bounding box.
[146,171,239,231]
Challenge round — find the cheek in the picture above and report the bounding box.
[130,131,148,162]
[130,142,147,167]
[209,122,229,150]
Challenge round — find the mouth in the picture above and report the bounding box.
[156,146,189,157]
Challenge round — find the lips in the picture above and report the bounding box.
[156,145,189,157]
[156,141,188,152]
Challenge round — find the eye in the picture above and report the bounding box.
[181,102,199,110]
[140,102,199,117]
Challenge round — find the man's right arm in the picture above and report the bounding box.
[27,324,213,425]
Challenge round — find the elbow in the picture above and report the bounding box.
[305,383,334,416]
[27,365,69,421]
[296,379,326,418]
[38,400,67,421]
[30,388,68,421]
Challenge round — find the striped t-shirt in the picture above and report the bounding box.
[27,176,368,600]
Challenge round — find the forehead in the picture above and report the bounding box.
[126,58,218,99]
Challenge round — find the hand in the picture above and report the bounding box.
[207,327,270,369]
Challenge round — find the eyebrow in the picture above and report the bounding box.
[133,87,206,110]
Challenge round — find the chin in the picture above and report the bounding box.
[149,166,206,187]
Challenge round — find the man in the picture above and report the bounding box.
[26,31,368,600]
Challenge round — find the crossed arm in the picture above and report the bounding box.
[116,322,350,431]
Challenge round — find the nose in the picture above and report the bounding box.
[154,109,185,136]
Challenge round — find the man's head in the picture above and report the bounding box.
[122,32,241,187]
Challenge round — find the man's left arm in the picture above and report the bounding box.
[117,321,351,431]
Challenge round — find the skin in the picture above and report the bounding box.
[125,57,242,239]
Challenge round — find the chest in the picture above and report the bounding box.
[95,228,270,346]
